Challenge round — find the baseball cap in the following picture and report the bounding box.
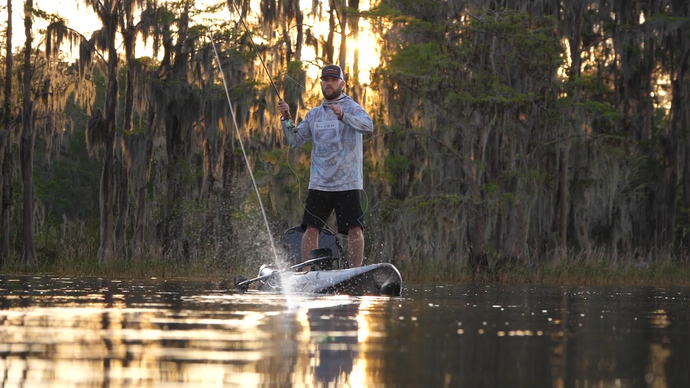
[320,64,344,80]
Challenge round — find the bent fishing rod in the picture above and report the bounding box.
[226,0,297,132]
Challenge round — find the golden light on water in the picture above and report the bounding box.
[0,291,301,386]
[0,278,686,387]
[649,309,670,329]
[348,296,379,387]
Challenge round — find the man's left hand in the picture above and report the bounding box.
[327,104,344,120]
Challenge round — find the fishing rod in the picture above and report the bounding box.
[223,1,354,240]
[226,0,296,131]
[234,250,336,292]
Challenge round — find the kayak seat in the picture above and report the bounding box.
[281,226,347,269]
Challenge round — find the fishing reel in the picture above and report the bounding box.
[287,119,297,133]
[281,116,297,132]
[257,264,281,291]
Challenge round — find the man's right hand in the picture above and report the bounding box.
[278,100,290,119]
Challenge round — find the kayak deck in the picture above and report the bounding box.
[257,263,403,296]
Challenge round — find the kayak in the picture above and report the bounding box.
[234,227,403,296]
[257,263,403,296]
[235,261,403,297]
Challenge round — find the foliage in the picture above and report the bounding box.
[3,0,690,284]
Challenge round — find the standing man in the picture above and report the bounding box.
[278,64,373,267]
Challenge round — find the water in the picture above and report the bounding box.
[0,276,689,387]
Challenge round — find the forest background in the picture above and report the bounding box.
[1,0,690,285]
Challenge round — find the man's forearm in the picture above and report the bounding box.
[282,119,309,148]
[341,111,373,134]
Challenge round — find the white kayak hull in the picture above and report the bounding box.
[257,263,403,296]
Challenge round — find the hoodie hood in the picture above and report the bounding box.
[322,93,349,107]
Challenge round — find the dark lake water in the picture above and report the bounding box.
[0,276,688,387]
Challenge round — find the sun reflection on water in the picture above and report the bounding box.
[349,297,379,387]
[0,283,296,386]
[0,278,404,387]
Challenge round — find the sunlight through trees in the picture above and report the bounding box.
[0,0,689,275]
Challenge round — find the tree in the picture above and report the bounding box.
[1,0,13,264]
[75,0,123,263]
[20,0,37,265]
[115,0,150,259]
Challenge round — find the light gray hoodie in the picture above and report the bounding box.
[281,94,373,191]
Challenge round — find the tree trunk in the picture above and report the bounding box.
[134,108,155,256]
[671,45,689,247]
[675,0,690,251]
[571,160,590,251]
[114,137,127,260]
[160,116,186,259]
[1,0,12,263]
[0,136,9,263]
[133,178,147,254]
[558,145,569,251]
[558,3,581,254]
[684,140,690,248]
[295,5,303,60]
[339,0,347,68]
[325,2,335,64]
[217,140,238,263]
[281,16,293,62]
[20,0,36,265]
[99,10,119,263]
[348,0,360,100]
[1,0,10,132]
[115,24,137,261]
[461,115,487,267]
[505,192,532,260]
[156,4,192,261]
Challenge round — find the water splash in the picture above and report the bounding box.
[209,37,280,266]
[209,35,306,309]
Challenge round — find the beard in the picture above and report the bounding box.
[321,83,343,100]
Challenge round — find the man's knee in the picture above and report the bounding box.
[349,226,363,238]
[304,225,320,238]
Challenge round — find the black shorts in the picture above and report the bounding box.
[302,189,365,235]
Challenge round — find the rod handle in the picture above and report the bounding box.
[279,100,297,132]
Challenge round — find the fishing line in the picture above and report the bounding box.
[224,0,370,260]
[226,0,295,127]
[209,35,280,265]
[225,0,338,234]
[284,74,307,90]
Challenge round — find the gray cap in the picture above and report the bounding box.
[320,64,345,80]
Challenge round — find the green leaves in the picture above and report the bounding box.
[389,42,449,79]
[384,10,562,113]
[357,4,404,21]
[384,154,414,184]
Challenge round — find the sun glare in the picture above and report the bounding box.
[297,0,381,85]
[16,0,383,90]
[348,15,381,85]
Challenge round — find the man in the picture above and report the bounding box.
[278,64,373,267]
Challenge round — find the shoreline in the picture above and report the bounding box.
[2,258,689,288]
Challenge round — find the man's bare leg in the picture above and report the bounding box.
[347,226,364,267]
[302,226,320,263]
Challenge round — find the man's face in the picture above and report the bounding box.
[321,76,344,100]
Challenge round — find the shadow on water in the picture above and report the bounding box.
[1,277,690,387]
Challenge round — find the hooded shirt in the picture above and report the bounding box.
[281,93,373,191]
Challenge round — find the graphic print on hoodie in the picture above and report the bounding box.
[282,94,373,192]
